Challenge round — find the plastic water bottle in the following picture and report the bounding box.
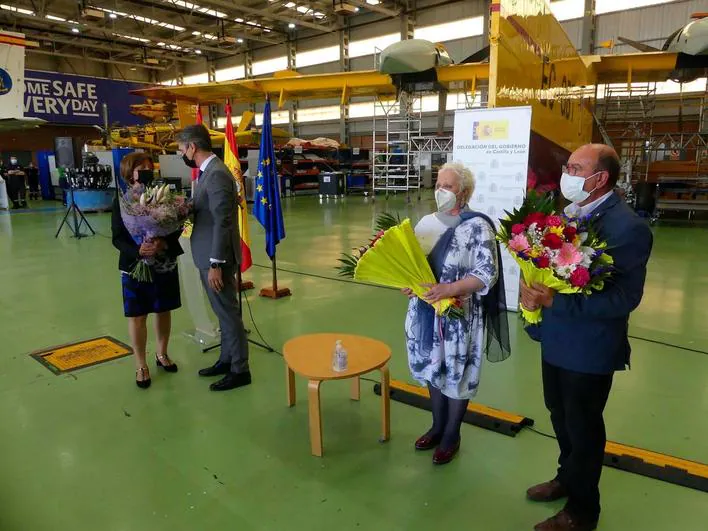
[332,340,348,372]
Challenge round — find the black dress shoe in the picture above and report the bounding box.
[136,367,151,389]
[156,355,178,373]
[198,362,230,377]
[210,371,252,391]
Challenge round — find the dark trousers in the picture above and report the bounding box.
[542,360,613,521]
[199,266,249,374]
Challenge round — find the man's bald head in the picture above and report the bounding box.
[564,143,621,205]
[571,144,621,187]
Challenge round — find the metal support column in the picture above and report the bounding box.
[287,39,298,138]
[400,0,415,41]
[339,18,351,145]
[481,1,491,106]
[207,61,217,129]
[582,0,597,55]
[245,48,255,115]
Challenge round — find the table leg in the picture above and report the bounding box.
[308,379,323,457]
[286,365,296,407]
[350,376,360,401]
[379,364,391,442]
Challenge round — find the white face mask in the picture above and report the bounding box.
[435,188,458,213]
[560,172,599,204]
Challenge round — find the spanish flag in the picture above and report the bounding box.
[224,101,253,272]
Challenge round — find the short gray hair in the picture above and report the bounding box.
[439,161,475,203]
[175,124,212,152]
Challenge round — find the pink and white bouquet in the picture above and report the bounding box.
[497,192,614,324]
[119,184,192,282]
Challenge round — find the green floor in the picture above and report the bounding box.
[0,196,706,531]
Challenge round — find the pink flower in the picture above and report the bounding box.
[555,243,583,267]
[546,215,563,227]
[570,267,591,288]
[509,233,531,253]
[511,223,526,236]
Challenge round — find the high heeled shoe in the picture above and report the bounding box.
[156,354,178,373]
[136,367,151,389]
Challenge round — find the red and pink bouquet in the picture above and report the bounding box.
[497,192,614,324]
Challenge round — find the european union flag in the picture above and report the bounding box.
[253,98,285,259]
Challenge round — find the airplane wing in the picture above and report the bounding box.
[588,51,681,84]
[131,64,489,107]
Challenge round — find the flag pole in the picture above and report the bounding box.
[260,252,291,299]
[257,93,290,300]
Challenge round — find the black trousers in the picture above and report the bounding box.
[542,360,613,521]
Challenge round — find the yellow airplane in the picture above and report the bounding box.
[89,111,290,152]
[132,0,706,182]
[129,100,178,122]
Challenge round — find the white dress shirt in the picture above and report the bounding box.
[564,191,614,218]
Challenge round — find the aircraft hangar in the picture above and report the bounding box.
[0,1,706,530]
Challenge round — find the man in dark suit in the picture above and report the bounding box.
[175,124,251,392]
[521,144,653,531]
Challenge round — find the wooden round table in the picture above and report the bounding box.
[283,333,391,457]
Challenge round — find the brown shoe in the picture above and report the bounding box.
[526,479,568,502]
[534,509,597,530]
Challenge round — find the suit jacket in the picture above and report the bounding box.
[190,156,241,271]
[111,196,184,272]
[528,193,653,374]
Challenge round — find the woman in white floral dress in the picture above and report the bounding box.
[403,161,510,465]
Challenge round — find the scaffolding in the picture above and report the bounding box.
[599,82,657,183]
[371,94,423,201]
[597,79,708,220]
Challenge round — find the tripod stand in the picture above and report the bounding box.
[202,267,273,354]
[55,186,95,239]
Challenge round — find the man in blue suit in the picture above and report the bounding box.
[521,144,653,531]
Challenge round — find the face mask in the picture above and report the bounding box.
[137,169,153,186]
[435,188,458,213]
[560,172,599,204]
[182,146,198,169]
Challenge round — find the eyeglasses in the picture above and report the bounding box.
[562,164,584,176]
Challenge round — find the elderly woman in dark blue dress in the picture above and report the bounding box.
[111,152,183,389]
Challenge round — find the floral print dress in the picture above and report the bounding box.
[404,213,499,400]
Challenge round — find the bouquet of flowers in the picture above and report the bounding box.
[497,191,614,324]
[119,184,192,282]
[336,213,464,318]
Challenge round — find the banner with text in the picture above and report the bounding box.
[453,106,533,310]
[24,70,148,126]
[0,31,26,120]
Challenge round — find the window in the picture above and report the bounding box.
[549,0,584,21]
[254,109,290,125]
[414,17,484,42]
[350,33,401,58]
[596,0,674,15]
[252,56,288,76]
[183,72,209,85]
[296,46,340,68]
[215,65,245,82]
[295,105,341,123]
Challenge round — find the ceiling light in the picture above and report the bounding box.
[288,23,296,29]
[237,38,244,43]
[109,13,117,19]
[195,50,202,54]
[71,27,80,33]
